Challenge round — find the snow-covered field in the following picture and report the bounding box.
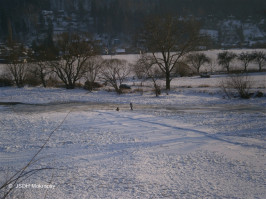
[1,48,266,75]
[0,64,266,198]
[1,104,265,198]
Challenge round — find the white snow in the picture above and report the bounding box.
[0,104,265,198]
[0,57,266,198]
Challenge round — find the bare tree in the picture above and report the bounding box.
[100,59,130,94]
[217,51,237,73]
[5,43,29,88]
[50,33,98,89]
[84,56,103,91]
[134,54,161,96]
[252,51,266,72]
[237,52,255,72]
[186,52,210,74]
[139,15,206,90]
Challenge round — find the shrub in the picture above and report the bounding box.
[220,74,251,99]
[84,81,103,91]
[100,59,130,94]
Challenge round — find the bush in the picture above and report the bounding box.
[220,74,251,99]
[230,75,251,99]
[100,59,130,94]
[84,81,103,91]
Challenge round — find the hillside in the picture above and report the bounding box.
[0,0,265,49]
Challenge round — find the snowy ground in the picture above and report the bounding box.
[0,73,265,198]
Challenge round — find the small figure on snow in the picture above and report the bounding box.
[130,103,133,111]
[116,107,119,111]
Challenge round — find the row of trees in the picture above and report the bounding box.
[133,50,265,96]
[217,51,266,73]
[3,16,204,92]
[3,33,97,89]
[4,43,265,97]
[3,34,131,94]
[185,50,266,75]
[2,16,266,95]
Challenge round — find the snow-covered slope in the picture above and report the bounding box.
[0,103,265,198]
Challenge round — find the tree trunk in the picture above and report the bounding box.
[66,81,75,89]
[154,83,161,97]
[66,85,75,89]
[15,79,20,88]
[40,74,46,88]
[226,65,230,74]
[165,72,171,90]
[115,87,122,94]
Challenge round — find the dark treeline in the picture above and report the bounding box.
[0,0,265,43]
[0,0,50,42]
[92,0,266,18]
[91,0,266,34]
